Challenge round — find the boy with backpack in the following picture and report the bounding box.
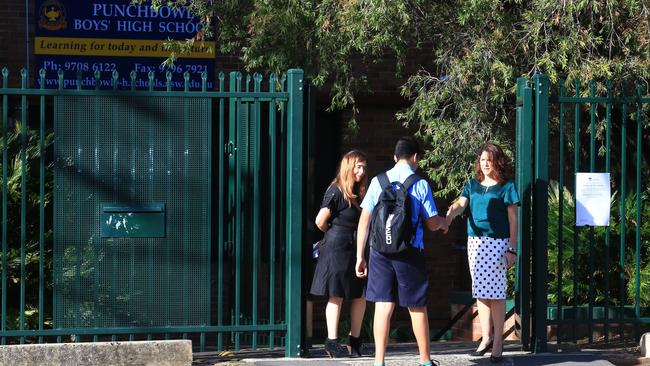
[355,136,448,366]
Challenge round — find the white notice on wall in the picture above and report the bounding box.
[575,173,611,226]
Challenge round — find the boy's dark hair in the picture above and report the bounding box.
[394,136,421,160]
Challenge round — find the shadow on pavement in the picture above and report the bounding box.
[193,341,636,366]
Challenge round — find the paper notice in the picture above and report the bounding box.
[575,173,611,226]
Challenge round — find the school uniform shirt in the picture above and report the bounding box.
[360,162,438,250]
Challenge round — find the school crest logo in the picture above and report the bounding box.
[38,0,67,31]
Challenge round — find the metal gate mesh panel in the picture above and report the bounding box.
[53,96,210,328]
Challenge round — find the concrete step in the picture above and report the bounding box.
[0,340,192,366]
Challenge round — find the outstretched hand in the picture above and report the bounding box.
[446,206,453,217]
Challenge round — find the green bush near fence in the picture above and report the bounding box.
[546,180,650,314]
[0,121,55,330]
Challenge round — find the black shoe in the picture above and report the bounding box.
[489,355,504,363]
[469,339,493,356]
[301,337,313,357]
[324,338,347,358]
[347,335,373,357]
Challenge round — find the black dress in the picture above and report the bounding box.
[310,184,366,299]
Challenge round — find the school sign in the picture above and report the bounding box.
[34,0,215,90]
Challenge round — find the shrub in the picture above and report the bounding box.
[546,180,650,312]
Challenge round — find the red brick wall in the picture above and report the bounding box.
[0,0,32,86]
[450,303,518,341]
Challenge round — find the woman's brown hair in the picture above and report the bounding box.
[474,143,511,184]
[332,150,368,207]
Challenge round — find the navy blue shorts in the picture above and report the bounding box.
[366,247,429,308]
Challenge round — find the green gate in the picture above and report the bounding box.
[54,95,211,329]
[0,68,305,356]
[515,74,649,351]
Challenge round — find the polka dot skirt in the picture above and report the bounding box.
[467,236,509,299]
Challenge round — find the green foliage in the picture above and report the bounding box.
[0,122,54,329]
[399,0,650,195]
[546,180,650,312]
[627,262,650,314]
[139,0,650,195]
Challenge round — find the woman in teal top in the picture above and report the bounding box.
[446,143,519,363]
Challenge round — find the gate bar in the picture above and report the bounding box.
[532,74,549,353]
[252,73,262,350]
[588,80,596,344]
[604,80,612,342]
[635,83,643,339]
[515,77,532,350]
[20,69,27,344]
[572,79,581,343]
[557,80,566,343]
[38,70,46,344]
[619,92,627,339]
[285,69,303,357]
[268,73,278,349]
[232,71,242,350]
[217,72,225,351]
[1,68,7,346]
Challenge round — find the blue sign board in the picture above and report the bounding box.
[34,0,215,90]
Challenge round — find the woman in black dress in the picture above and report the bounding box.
[310,150,369,358]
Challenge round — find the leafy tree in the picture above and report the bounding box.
[138,0,650,195]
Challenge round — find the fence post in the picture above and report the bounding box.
[515,77,533,350]
[532,73,549,353]
[285,69,304,357]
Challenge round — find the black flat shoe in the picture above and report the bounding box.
[324,338,348,358]
[489,355,504,363]
[469,339,493,356]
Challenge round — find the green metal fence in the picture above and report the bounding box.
[516,74,649,351]
[0,67,305,356]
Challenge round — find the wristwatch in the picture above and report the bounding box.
[506,247,517,255]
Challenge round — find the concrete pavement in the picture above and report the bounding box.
[193,341,634,366]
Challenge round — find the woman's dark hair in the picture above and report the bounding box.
[394,136,421,160]
[474,143,511,183]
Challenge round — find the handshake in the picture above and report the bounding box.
[438,200,466,234]
[437,214,450,234]
[433,205,461,235]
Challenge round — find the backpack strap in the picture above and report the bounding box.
[402,174,422,230]
[402,174,420,191]
[377,172,391,190]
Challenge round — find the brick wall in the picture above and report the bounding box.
[0,0,32,86]
[450,303,518,341]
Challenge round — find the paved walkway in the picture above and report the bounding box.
[193,341,638,366]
